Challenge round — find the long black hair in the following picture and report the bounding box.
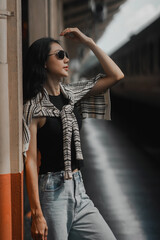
[23,37,60,103]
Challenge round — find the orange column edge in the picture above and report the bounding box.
[0,171,24,240]
[0,173,12,239]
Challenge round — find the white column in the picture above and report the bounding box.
[7,0,23,174]
[0,0,10,174]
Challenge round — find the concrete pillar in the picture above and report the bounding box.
[28,0,66,46]
[0,2,12,239]
[48,0,59,38]
[28,0,69,81]
[0,0,23,239]
[49,0,64,39]
[48,0,69,82]
[28,0,49,44]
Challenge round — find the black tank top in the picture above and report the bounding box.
[37,91,83,174]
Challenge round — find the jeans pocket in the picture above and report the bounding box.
[39,173,66,203]
[45,174,63,192]
[39,173,64,192]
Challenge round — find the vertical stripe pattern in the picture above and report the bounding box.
[23,73,111,179]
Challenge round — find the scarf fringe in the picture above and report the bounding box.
[64,170,73,180]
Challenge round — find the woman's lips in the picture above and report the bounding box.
[64,67,69,71]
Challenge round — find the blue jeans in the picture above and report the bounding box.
[38,170,117,240]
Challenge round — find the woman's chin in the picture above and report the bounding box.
[62,72,69,77]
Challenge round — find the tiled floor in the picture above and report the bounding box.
[24,118,160,240]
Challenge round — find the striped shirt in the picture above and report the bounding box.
[23,73,111,179]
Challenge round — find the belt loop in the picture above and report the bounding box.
[78,170,82,181]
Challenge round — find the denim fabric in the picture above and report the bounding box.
[38,170,117,240]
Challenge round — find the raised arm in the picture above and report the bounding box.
[84,38,124,95]
[60,27,124,96]
[24,118,48,240]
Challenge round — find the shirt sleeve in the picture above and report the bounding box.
[66,73,111,120]
[76,88,111,120]
[22,115,30,158]
[22,100,34,158]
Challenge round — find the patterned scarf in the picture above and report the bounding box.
[23,73,111,179]
[43,86,83,180]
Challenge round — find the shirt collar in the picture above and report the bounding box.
[37,83,75,108]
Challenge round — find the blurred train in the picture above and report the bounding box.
[80,16,160,162]
[81,15,160,103]
[110,15,160,103]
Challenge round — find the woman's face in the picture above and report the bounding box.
[45,43,69,79]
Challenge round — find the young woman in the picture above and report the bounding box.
[23,27,124,240]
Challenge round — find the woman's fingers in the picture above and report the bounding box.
[31,233,45,240]
[59,27,90,44]
[60,27,79,38]
[31,228,48,240]
[60,28,77,40]
[60,27,77,36]
[31,215,48,240]
[44,226,48,240]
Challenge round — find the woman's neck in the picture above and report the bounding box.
[44,76,61,96]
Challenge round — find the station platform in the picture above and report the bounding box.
[24,118,160,240]
[81,118,160,240]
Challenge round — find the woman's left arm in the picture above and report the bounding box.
[60,27,124,95]
[84,38,124,95]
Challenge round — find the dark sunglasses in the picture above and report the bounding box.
[48,50,69,60]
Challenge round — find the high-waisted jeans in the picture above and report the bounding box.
[38,170,117,240]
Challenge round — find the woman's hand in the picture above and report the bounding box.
[31,214,48,240]
[60,27,93,45]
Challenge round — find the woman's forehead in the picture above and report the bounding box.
[50,42,63,52]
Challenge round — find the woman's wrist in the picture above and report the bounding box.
[31,208,43,218]
[84,37,96,48]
